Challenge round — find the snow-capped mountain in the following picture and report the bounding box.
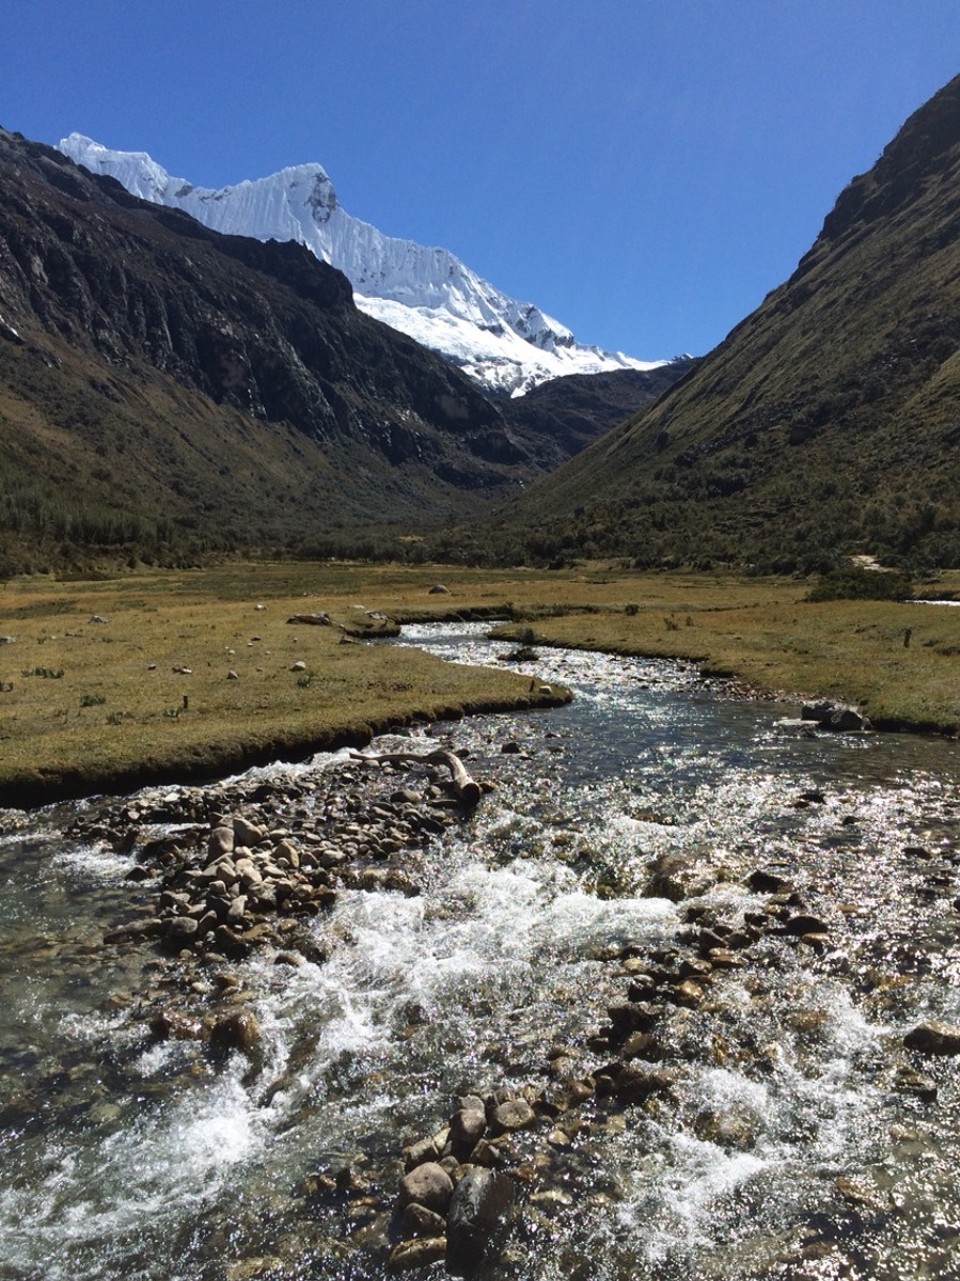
[57,133,667,396]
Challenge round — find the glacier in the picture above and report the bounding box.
[57,133,669,397]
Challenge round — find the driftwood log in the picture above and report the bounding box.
[287,612,332,626]
[349,748,483,807]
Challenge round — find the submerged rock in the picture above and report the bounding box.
[645,851,717,901]
[387,1237,447,1273]
[210,1010,261,1057]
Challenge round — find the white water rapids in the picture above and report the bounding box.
[2,623,960,1280]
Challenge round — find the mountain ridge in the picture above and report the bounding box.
[0,127,689,572]
[58,133,674,397]
[480,73,960,571]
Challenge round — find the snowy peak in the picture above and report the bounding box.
[58,133,667,395]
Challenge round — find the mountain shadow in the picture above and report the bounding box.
[0,128,689,571]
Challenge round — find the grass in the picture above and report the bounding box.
[496,593,960,730]
[1,561,958,806]
[0,562,574,806]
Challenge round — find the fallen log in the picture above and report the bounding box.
[287,612,332,626]
[349,748,483,807]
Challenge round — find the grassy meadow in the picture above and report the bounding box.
[1,560,958,806]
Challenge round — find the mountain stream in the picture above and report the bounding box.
[2,623,960,1280]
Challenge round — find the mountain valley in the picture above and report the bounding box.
[0,129,688,572]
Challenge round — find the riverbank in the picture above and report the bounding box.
[2,560,958,806]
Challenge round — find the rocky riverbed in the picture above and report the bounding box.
[4,627,960,1281]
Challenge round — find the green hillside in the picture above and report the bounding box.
[483,74,960,572]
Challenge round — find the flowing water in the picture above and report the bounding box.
[2,623,960,1280]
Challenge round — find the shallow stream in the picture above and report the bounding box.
[2,623,960,1280]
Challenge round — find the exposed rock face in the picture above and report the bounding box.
[57,132,673,398]
[0,126,691,566]
[0,129,499,451]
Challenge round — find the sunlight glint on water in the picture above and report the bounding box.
[1,622,959,1279]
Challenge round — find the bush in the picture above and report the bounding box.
[806,566,914,602]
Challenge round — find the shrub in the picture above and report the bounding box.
[806,566,914,602]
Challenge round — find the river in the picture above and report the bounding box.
[1,623,959,1280]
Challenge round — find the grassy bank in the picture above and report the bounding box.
[0,562,572,807]
[494,584,960,732]
[1,561,958,806]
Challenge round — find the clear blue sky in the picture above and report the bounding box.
[3,1,959,359]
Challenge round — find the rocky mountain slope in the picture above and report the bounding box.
[487,74,960,571]
[0,129,686,570]
[58,133,674,397]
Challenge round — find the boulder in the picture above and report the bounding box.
[446,1167,516,1277]
[801,700,871,731]
[904,1021,960,1055]
[398,1161,454,1214]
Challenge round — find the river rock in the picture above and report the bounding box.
[904,1021,960,1055]
[801,700,871,731]
[748,868,793,894]
[388,1239,447,1274]
[645,851,716,901]
[467,1138,509,1169]
[273,838,300,868]
[232,816,267,847]
[210,1010,261,1056]
[895,1068,938,1100]
[403,1201,447,1238]
[620,1032,662,1061]
[164,916,200,945]
[610,1063,676,1105]
[103,917,164,943]
[694,1105,758,1150]
[785,914,831,937]
[449,1106,487,1149]
[149,1009,205,1041]
[398,1162,454,1214]
[489,1098,535,1134]
[208,825,234,858]
[669,979,705,1007]
[446,1167,516,1276]
[607,1002,659,1037]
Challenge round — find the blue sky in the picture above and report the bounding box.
[4,1,959,360]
